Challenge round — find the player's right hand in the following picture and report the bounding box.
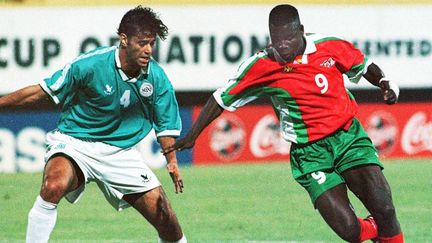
[166,162,184,193]
[379,79,399,105]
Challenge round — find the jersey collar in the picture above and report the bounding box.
[115,47,149,83]
[303,35,317,55]
[293,35,317,64]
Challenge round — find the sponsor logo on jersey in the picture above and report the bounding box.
[364,111,398,156]
[104,85,115,95]
[320,57,335,68]
[140,83,153,97]
[208,114,246,160]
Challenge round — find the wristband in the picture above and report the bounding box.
[379,78,400,98]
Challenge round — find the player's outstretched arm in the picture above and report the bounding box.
[159,136,184,193]
[0,84,50,111]
[163,96,224,155]
[363,63,399,105]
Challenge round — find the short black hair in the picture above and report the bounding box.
[269,4,301,28]
[117,5,168,40]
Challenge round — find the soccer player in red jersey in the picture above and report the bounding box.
[164,4,403,243]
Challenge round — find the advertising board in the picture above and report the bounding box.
[1,5,431,95]
[0,108,192,173]
[0,103,430,172]
[193,103,432,164]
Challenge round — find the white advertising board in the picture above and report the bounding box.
[0,4,431,94]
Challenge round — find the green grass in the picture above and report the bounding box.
[0,159,431,242]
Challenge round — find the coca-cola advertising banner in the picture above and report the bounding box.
[192,103,432,164]
[192,106,292,165]
[356,103,432,159]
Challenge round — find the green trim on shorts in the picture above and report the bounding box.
[289,118,383,205]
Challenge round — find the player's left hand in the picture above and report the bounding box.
[162,134,196,155]
[379,79,399,105]
[166,162,184,193]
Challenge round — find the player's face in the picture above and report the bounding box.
[125,32,156,69]
[270,24,305,63]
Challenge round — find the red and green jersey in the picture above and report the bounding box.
[213,33,370,144]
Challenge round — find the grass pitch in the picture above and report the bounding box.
[0,159,431,242]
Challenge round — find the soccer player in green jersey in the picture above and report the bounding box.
[0,6,186,243]
[164,4,403,243]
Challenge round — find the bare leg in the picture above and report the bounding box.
[27,154,83,243]
[123,186,184,241]
[343,165,401,237]
[315,184,361,242]
[40,154,83,203]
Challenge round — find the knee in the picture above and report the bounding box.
[40,178,69,203]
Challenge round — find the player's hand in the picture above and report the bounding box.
[379,79,399,105]
[166,162,184,193]
[162,134,196,155]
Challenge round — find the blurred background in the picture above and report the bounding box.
[0,0,431,172]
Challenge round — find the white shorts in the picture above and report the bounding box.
[45,130,161,211]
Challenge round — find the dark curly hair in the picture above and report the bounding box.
[117,6,168,40]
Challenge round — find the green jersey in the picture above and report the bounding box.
[40,46,181,148]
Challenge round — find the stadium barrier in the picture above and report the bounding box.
[1,4,431,172]
[193,102,432,164]
[0,102,430,173]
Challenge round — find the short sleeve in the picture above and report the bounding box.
[332,40,369,84]
[39,62,81,105]
[213,53,269,111]
[152,71,182,137]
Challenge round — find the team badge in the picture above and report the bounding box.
[139,83,153,97]
[283,65,293,73]
[320,57,335,68]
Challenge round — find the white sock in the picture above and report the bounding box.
[26,195,58,243]
[158,234,187,243]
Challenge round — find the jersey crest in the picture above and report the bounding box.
[139,83,153,97]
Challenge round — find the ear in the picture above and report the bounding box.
[300,24,305,33]
[119,33,128,47]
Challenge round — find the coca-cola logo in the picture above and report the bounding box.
[401,112,432,154]
[365,111,398,156]
[209,114,246,160]
[250,114,291,157]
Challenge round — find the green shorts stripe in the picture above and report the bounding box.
[289,118,383,205]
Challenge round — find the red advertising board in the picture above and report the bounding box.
[192,102,432,164]
[357,102,432,159]
[192,106,291,165]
